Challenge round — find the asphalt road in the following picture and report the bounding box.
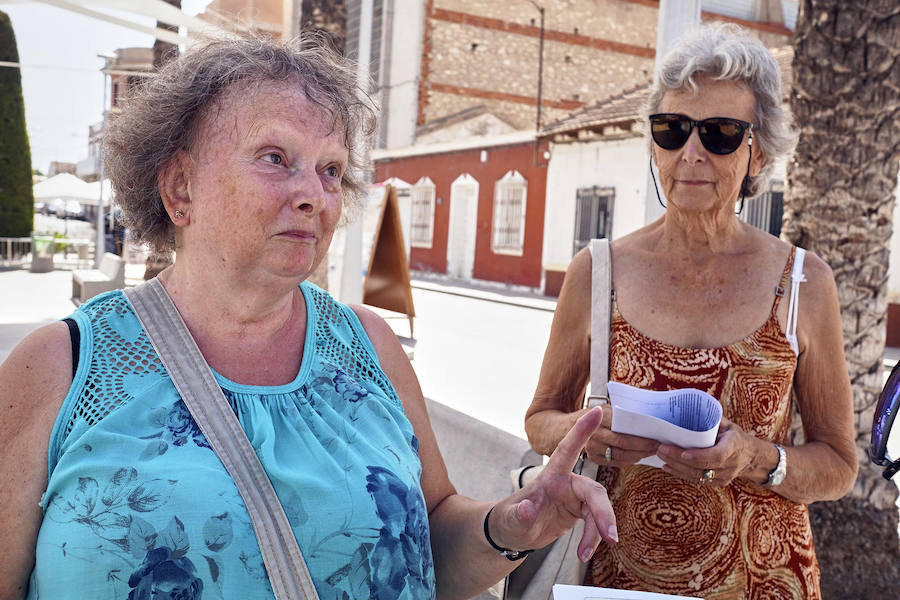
[391,285,555,441]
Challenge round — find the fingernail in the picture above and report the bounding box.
[580,547,593,561]
[607,525,619,542]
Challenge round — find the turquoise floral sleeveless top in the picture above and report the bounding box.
[27,282,435,599]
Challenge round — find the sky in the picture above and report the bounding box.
[3,0,212,174]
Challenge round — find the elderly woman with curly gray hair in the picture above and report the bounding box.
[0,35,618,599]
[525,24,857,599]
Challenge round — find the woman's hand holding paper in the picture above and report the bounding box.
[583,410,661,468]
[657,418,763,486]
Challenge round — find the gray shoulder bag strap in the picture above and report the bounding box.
[124,278,320,600]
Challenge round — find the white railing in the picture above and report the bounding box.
[0,237,31,267]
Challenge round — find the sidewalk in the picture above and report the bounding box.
[3,264,899,370]
[410,273,557,313]
[0,262,145,363]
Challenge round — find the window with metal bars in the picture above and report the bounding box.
[410,177,436,248]
[573,186,614,255]
[739,181,784,237]
[491,171,528,255]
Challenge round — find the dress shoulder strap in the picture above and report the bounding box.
[785,247,807,356]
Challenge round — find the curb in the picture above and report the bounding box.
[410,278,557,313]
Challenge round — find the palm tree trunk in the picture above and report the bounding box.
[783,0,900,596]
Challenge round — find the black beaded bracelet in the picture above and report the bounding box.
[483,506,534,561]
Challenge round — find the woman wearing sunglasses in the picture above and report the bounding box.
[524,24,857,598]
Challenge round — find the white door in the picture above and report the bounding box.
[447,174,479,279]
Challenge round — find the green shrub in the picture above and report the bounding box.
[0,11,34,238]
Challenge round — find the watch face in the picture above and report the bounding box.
[768,445,786,486]
[770,468,785,486]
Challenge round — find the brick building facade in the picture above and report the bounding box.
[417,0,791,134]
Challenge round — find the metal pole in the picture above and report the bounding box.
[535,6,544,132]
[282,0,302,38]
[95,58,108,267]
[526,1,545,165]
[339,0,373,305]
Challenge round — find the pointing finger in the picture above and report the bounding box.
[547,407,604,474]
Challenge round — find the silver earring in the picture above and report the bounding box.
[174,210,184,219]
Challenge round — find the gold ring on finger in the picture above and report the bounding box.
[700,468,715,484]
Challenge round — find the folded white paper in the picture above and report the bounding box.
[607,381,722,468]
[552,584,702,599]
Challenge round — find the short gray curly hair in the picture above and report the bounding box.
[644,23,797,198]
[104,33,376,252]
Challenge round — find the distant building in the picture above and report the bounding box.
[76,122,104,183]
[76,47,154,182]
[106,47,155,113]
[67,1,804,294]
[47,161,77,177]
[374,131,547,288]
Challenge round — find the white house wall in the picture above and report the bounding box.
[888,174,900,300]
[542,137,649,272]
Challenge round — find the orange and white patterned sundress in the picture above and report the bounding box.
[585,248,821,599]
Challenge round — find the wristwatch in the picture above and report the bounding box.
[764,443,787,487]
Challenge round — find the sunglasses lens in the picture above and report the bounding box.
[700,118,746,155]
[650,115,691,150]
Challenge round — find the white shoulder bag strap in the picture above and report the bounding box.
[589,238,611,408]
[582,238,611,482]
[124,278,320,600]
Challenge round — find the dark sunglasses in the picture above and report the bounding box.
[649,113,753,155]
[872,360,900,479]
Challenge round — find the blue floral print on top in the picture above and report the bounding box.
[128,546,204,600]
[27,282,435,599]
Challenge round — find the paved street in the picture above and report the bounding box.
[401,282,554,441]
[0,268,79,362]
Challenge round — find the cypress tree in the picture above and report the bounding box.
[0,10,34,238]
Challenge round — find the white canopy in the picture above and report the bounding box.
[83,179,114,207]
[32,173,95,202]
